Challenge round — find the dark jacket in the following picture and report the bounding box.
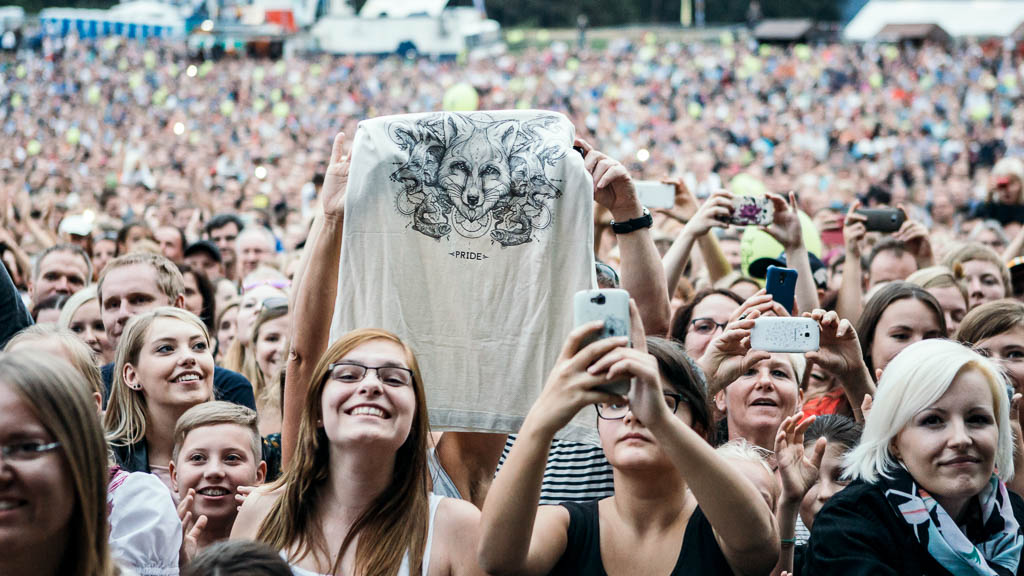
[101,363,256,411]
[0,261,31,348]
[804,479,1024,576]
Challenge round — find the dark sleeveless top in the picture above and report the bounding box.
[550,499,735,575]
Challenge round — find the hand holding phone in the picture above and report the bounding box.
[573,289,632,395]
[765,265,798,315]
[730,196,774,226]
[855,208,905,233]
[634,181,677,209]
[750,317,820,353]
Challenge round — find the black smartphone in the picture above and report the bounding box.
[855,208,905,233]
[766,265,798,314]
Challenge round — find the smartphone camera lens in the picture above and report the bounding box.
[804,332,810,337]
[591,294,606,305]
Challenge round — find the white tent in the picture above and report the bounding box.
[359,0,450,18]
[845,0,1024,40]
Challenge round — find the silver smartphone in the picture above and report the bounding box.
[750,317,820,353]
[573,289,632,395]
[634,181,676,209]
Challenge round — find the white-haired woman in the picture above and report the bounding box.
[805,339,1024,575]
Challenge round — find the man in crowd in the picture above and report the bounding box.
[29,243,92,306]
[204,214,244,281]
[235,226,278,279]
[184,240,225,281]
[154,225,186,263]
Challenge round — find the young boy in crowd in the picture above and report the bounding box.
[170,401,267,559]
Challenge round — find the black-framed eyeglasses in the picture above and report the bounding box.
[596,393,684,420]
[326,361,414,387]
[689,318,728,336]
[1,441,61,463]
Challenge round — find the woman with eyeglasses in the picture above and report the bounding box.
[0,352,120,576]
[478,311,779,575]
[672,288,790,363]
[232,134,485,576]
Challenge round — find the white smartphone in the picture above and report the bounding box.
[634,181,676,209]
[750,317,820,353]
[573,289,632,395]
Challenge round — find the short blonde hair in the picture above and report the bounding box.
[941,243,1012,296]
[906,265,968,306]
[97,252,184,306]
[105,307,212,447]
[172,401,261,464]
[845,339,1013,483]
[4,325,103,397]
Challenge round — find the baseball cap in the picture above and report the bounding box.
[184,240,222,263]
[748,251,829,290]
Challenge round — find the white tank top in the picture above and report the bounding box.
[284,493,444,576]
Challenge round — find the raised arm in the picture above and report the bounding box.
[576,138,670,336]
[282,133,348,465]
[478,323,628,576]
[765,192,818,315]
[773,413,826,574]
[588,315,780,575]
[662,188,733,296]
[835,202,867,326]
[894,205,934,269]
[803,309,875,423]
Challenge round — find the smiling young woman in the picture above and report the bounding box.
[0,352,118,576]
[806,339,1024,575]
[105,307,216,496]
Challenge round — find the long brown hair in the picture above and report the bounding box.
[256,329,430,576]
[0,352,118,576]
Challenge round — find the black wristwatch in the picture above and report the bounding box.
[610,207,653,234]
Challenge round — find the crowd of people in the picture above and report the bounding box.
[1,28,1024,576]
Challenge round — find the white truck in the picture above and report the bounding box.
[311,0,501,57]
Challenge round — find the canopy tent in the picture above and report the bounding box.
[845,0,1024,40]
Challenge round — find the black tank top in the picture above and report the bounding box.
[550,499,735,575]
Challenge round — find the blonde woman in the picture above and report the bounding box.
[57,285,113,364]
[216,298,240,361]
[105,307,215,496]
[806,339,1024,574]
[247,299,288,436]
[906,265,969,336]
[6,325,105,411]
[0,352,119,576]
[942,243,1012,310]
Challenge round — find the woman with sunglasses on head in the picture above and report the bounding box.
[232,133,485,576]
[0,352,120,576]
[221,269,289,377]
[249,299,289,436]
[478,308,779,575]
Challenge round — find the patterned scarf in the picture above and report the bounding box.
[880,465,1023,576]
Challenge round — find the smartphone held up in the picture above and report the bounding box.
[573,289,632,396]
[750,317,820,353]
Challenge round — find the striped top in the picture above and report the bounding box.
[499,436,614,505]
